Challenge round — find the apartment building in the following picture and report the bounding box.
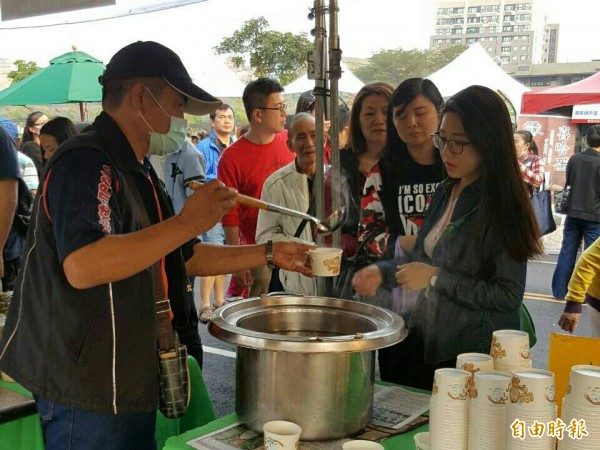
[429,0,556,65]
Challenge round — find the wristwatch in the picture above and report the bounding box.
[265,240,276,269]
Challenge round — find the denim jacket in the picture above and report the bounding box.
[378,178,526,363]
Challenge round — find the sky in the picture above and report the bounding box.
[0,0,596,73]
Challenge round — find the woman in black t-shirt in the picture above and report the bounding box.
[379,78,446,245]
[363,78,447,382]
[360,79,447,263]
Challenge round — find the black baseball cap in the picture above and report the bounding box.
[99,41,222,116]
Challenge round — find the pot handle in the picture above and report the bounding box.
[305,333,366,342]
[261,291,305,298]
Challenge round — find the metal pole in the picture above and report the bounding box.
[312,0,327,295]
[328,0,341,251]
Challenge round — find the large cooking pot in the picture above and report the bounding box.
[208,295,406,440]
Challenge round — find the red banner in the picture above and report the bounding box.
[517,115,576,188]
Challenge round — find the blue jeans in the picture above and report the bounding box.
[552,216,600,299]
[35,395,157,450]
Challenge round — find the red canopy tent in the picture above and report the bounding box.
[521,71,600,114]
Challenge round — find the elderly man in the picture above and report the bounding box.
[0,41,312,449]
[256,113,318,295]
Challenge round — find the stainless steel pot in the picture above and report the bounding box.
[208,295,406,440]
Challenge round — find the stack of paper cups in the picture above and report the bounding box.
[506,369,557,450]
[429,368,471,450]
[468,370,511,450]
[490,330,532,374]
[558,365,600,450]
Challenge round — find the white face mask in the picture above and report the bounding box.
[138,87,188,155]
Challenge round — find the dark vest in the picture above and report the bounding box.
[0,129,192,414]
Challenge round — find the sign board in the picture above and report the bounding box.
[1,0,114,21]
[517,115,576,188]
[572,104,600,124]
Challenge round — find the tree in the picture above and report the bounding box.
[8,60,41,85]
[214,17,313,86]
[350,45,467,86]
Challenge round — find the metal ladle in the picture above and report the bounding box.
[189,181,347,235]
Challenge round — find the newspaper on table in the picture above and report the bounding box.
[186,422,349,450]
[371,384,430,429]
[186,385,431,449]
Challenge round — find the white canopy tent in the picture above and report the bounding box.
[284,62,364,94]
[185,56,247,98]
[427,43,530,112]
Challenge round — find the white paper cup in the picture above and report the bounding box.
[263,421,302,450]
[342,440,384,450]
[564,365,600,410]
[509,369,556,410]
[471,370,511,408]
[490,330,531,367]
[309,248,343,276]
[414,431,429,450]
[432,368,471,403]
[457,352,495,374]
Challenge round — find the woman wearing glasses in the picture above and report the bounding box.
[354,85,542,389]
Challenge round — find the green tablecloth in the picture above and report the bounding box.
[0,355,216,450]
[163,384,431,450]
[163,413,429,450]
[0,379,44,450]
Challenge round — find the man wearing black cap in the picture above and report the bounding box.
[0,41,313,449]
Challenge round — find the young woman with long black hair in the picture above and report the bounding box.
[354,85,542,389]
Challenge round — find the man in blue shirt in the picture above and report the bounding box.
[196,104,234,321]
[164,140,206,213]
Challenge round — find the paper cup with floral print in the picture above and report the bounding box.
[564,365,600,411]
[309,248,343,276]
[509,368,556,411]
[263,421,302,450]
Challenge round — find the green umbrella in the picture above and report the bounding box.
[0,49,105,121]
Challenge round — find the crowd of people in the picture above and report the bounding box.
[0,39,599,449]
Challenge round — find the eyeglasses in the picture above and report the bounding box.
[258,103,287,114]
[431,131,471,155]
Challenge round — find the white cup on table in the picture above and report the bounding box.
[413,431,429,450]
[263,420,302,450]
[342,440,384,450]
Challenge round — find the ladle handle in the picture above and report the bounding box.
[235,193,269,210]
[188,181,315,222]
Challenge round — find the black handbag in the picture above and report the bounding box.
[554,187,570,215]
[531,179,556,236]
[333,231,380,300]
[128,178,191,419]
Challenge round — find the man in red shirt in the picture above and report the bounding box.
[218,78,294,297]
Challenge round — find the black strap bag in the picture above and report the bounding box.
[333,230,380,300]
[128,178,191,419]
[531,179,556,236]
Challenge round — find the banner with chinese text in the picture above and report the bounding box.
[517,115,576,188]
[572,104,600,124]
